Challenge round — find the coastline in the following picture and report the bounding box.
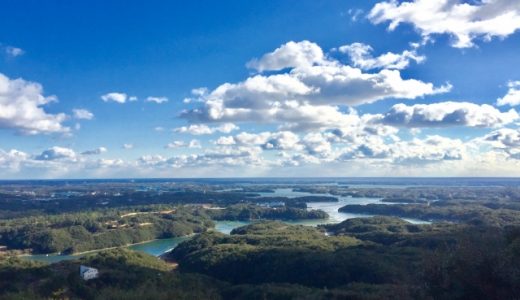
[18,234,196,259]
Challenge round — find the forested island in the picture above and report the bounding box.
[205,204,329,221]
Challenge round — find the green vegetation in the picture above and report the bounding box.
[3,182,520,299]
[339,203,520,226]
[322,216,465,247]
[3,215,520,299]
[0,246,426,299]
[168,221,368,286]
[0,206,213,254]
[167,220,520,299]
[0,248,224,300]
[205,204,329,221]
[0,202,331,255]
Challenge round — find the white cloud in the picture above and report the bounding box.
[3,128,520,177]
[102,158,125,167]
[174,123,239,135]
[166,139,202,149]
[138,155,168,166]
[5,46,25,57]
[484,128,520,147]
[369,0,520,48]
[215,136,236,145]
[0,149,29,171]
[72,108,94,120]
[0,73,69,135]
[123,143,134,149]
[101,92,129,103]
[301,132,334,157]
[166,141,186,148]
[137,145,265,170]
[35,147,77,161]
[390,135,465,164]
[497,81,520,106]
[81,147,107,155]
[184,88,208,104]
[338,42,425,70]
[189,139,202,148]
[146,96,168,104]
[181,41,449,127]
[347,8,365,22]
[246,40,327,72]
[379,101,519,128]
[234,131,303,151]
[482,128,520,158]
[331,133,465,164]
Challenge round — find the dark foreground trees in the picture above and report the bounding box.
[3,219,520,299]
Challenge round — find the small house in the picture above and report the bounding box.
[80,265,99,280]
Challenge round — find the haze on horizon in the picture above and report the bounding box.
[1,0,520,179]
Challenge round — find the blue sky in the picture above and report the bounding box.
[1,0,520,178]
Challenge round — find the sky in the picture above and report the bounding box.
[1,0,520,179]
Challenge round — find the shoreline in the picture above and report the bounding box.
[18,234,195,259]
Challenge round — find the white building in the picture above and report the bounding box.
[80,265,99,280]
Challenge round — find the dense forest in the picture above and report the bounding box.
[167,220,520,299]
[0,206,213,254]
[0,202,328,254]
[3,219,520,299]
[205,204,329,221]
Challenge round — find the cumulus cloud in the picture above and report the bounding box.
[378,101,519,128]
[174,123,239,135]
[246,40,327,72]
[482,128,520,159]
[338,42,425,70]
[335,134,465,165]
[215,136,236,145]
[189,140,202,148]
[233,131,303,151]
[146,96,168,104]
[2,127,520,177]
[72,109,94,120]
[369,0,520,48]
[166,139,201,149]
[484,128,520,147]
[81,147,107,155]
[138,155,168,167]
[0,149,29,171]
[138,146,265,169]
[391,135,465,163]
[181,41,449,128]
[0,73,69,135]
[497,81,520,106]
[166,141,185,148]
[123,143,134,149]
[101,92,136,103]
[35,147,77,161]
